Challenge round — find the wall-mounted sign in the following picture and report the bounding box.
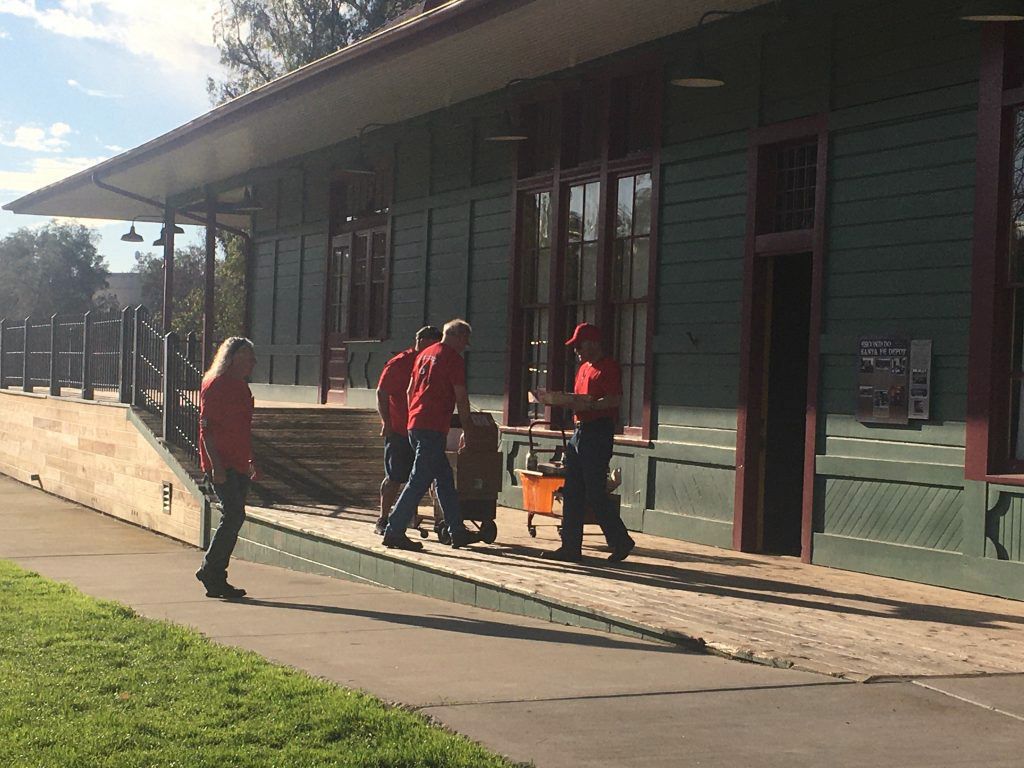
[908,339,932,420]
[857,337,909,425]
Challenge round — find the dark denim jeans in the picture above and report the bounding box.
[202,468,249,579]
[385,429,464,537]
[560,418,630,554]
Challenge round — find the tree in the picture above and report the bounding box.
[133,239,245,340]
[208,0,420,104]
[0,222,109,320]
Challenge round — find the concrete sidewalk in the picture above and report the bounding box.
[2,475,1023,767]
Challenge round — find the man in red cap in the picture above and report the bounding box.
[535,322,635,563]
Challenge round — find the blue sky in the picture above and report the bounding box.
[0,1,225,272]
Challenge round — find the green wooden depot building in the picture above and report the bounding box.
[10,0,1024,600]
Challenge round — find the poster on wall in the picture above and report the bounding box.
[908,339,932,420]
[857,337,909,425]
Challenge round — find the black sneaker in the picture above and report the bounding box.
[373,517,388,536]
[196,568,246,598]
[541,547,583,563]
[382,533,424,552]
[449,528,481,549]
[608,538,636,563]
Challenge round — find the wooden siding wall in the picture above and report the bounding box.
[240,0,1024,596]
[247,110,514,402]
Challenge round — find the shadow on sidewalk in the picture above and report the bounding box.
[238,597,697,654]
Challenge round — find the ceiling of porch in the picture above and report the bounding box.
[4,0,768,228]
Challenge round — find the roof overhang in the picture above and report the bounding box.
[4,0,768,227]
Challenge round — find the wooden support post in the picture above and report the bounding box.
[203,191,217,371]
[162,204,176,333]
[81,311,93,400]
[49,314,59,396]
[118,306,133,403]
[161,331,177,440]
[22,316,31,392]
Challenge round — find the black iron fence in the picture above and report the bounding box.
[0,305,205,465]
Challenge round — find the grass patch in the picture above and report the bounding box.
[0,560,521,767]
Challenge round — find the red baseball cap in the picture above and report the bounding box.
[565,323,602,347]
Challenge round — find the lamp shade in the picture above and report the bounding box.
[232,187,264,212]
[960,1,1024,20]
[120,224,143,243]
[671,49,726,88]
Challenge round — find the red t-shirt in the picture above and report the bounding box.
[199,375,254,474]
[573,356,622,424]
[377,348,417,437]
[406,342,466,434]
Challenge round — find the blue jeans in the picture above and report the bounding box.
[385,429,464,536]
[560,418,631,553]
[202,468,249,578]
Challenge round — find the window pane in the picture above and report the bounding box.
[538,192,551,248]
[565,243,581,301]
[523,308,549,422]
[569,185,584,241]
[630,364,645,428]
[1012,112,1024,281]
[584,181,601,241]
[537,247,551,303]
[634,173,652,236]
[581,242,598,301]
[616,177,633,238]
[612,239,628,301]
[631,238,650,300]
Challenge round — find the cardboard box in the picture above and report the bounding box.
[460,411,500,452]
[446,450,503,497]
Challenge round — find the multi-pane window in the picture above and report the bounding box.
[509,70,658,433]
[768,141,817,232]
[612,173,652,428]
[333,226,389,340]
[520,191,552,422]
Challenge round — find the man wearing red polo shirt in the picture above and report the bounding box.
[537,323,635,563]
[382,318,481,551]
[374,325,443,535]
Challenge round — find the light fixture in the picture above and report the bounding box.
[960,1,1024,21]
[671,48,726,88]
[120,220,143,243]
[485,108,529,142]
[230,186,264,212]
[151,224,185,247]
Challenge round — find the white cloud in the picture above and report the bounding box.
[67,78,122,99]
[0,1,222,77]
[0,28,10,39]
[0,122,74,152]
[0,154,106,197]
[103,144,126,153]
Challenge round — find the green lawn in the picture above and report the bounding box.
[0,560,521,768]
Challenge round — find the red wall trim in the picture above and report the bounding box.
[966,24,1009,480]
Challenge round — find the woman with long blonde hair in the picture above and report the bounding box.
[195,336,257,599]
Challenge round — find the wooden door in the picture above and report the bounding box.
[323,233,353,404]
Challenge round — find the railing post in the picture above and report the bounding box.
[22,316,31,392]
[186,331,199,367]
[162,331,177,440]
[49,314,59,396]
[81,311,93,400]
[0,318,6,390]
[118,306,134,404]
[132,306,144,407]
